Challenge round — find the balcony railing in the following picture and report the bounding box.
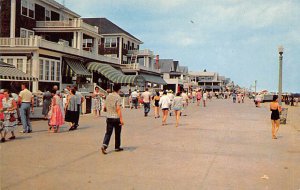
[128,49,154,56]
[36,18,98,34]
[0,37,118,64]
[124,63,160,73]
[0,37,36,47]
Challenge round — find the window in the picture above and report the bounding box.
[21,0,28,16]
[20,29,27,38]
[45,60,49,80]
[39,58,61,81]
[21,0,34,18]
[7,58,13,65]
[39,60,44,80]
[20,28,34,38]
[45,9,51,21]
[26,60,32,74]
[51,61,55,80]
[104,38,117,48]
[28,2,34,18]
[83,39,93,48]
[17,59,23,71]
[56,62,60,81]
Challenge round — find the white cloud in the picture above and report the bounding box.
[192,1,299,29]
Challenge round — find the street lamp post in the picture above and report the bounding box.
[278,45,284,106]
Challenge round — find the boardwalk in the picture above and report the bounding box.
[1,98,299,190]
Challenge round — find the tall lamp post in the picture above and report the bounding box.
[278,45,284,106]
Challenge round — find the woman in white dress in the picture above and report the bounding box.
[92,87,105,117]
[0,89,17,142]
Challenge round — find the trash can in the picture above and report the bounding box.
[84,95,92,114]
[280,108,288,124]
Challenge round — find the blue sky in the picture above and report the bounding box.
[65,0,300,92]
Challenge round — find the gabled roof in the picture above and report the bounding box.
[179,66,188,74]
[158,59,174,73]
[82,18,142,43]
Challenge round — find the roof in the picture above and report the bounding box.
[0,61,37,81]
[158,59,175,73]
[178,66,188,74]
[82,18,143,43]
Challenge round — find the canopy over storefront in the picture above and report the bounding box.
[87,62,145,85]
[140,74,167,85]
[64,58,92,77]
[0,61,37,81]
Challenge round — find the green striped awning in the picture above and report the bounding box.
[0,61,37,81]
[64,58,92,77]
[87,62,145,85]
[140,74,167,85]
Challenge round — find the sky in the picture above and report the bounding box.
[65,0,300,92]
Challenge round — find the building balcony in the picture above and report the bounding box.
[0,37,118,64]
[35,18,99,34]
[127,49,154,57]
[123,63,161,74]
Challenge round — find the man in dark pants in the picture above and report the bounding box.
[101,84,124,154]
[141,88,151,117]
[73,86,84,130]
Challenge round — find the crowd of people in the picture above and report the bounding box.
[1,84,288,150]
[0,83,86,143]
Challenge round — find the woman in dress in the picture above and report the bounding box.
[203,90,208,107]
[0,89,17,142]
[196,90,202,106]
[172,92,183,127]
[270,95,282,139]
[92,87,104,117]
[48,89,64,133]
[42,90,52,119]
[153,91,160,119]
[159,91,170,126]
[64,89,77,131]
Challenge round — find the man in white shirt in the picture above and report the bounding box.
[181,90,189,116]
[131,89,138,109]
[141,88,151,117]
[73,86,84,130]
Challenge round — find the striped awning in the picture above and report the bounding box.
[64,58,92,77]
[0,61,37,81]
[87,62,145,85]
[140,74,167,85]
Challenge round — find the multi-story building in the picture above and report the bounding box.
[83,18,166,90]
[189,70,227,92]
[0,0,147,92]
[159,59,189,93]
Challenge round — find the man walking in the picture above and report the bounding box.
[73,86,84,130]
[101,84,124,154]
[19,83,34,133]
[141,88,151,117]
[131,89,138,109]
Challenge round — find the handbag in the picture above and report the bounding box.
[9,113,16,122]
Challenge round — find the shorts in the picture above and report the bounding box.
[162,108,169,111]
[173,107,182,111]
